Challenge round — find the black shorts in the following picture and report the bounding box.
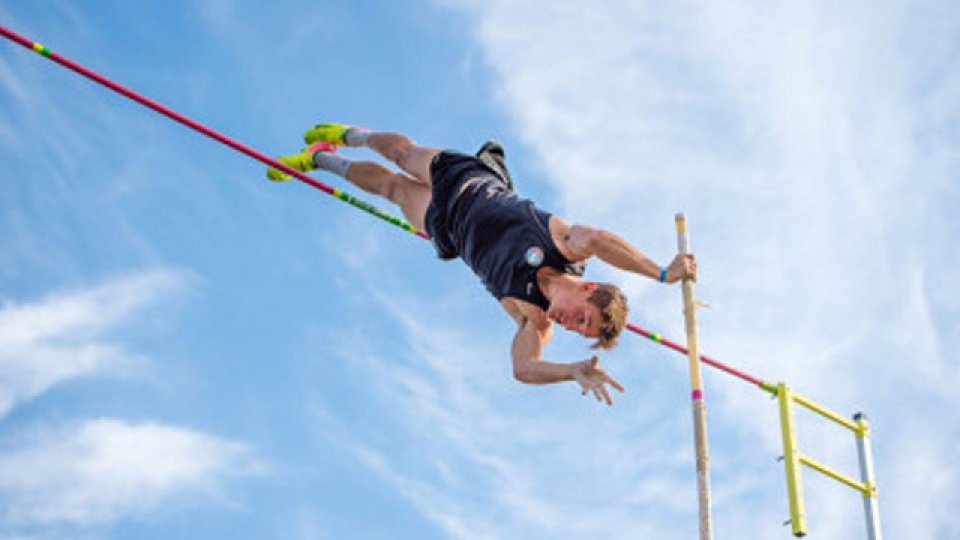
[424,150,505,260]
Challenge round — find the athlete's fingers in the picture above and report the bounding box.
[600,385,613,406]
[607,375,626,393]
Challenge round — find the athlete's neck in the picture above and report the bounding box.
[537,268,581,303]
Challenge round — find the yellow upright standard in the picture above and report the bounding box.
[676,213,714,540]
[776,382,883,538]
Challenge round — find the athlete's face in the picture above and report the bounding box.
[546,288,602,338]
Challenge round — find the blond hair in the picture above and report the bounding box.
[586,283,629,350]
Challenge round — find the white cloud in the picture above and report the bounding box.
[0,271,265,535]
[0,270,188,418]
[0,418,259,527]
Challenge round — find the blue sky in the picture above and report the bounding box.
[1,1,958,539]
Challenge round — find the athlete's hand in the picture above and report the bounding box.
[573,356,625,406]
[665,253,697,283]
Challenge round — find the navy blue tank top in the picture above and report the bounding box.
[426,155,585,309]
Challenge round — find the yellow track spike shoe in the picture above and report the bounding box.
[303,122,352,146]
[266,142,337,181]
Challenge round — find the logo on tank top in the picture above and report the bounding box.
[525,246,545,267]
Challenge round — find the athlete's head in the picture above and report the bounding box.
[546,281,628,349]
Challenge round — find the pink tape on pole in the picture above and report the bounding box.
[692,389,704,400]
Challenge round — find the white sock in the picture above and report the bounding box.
[344,127,371,147]
[313,151,353,178]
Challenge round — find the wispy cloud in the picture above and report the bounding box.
[0,418,259,527]
[0,270,188,418]
[0,271,263,536]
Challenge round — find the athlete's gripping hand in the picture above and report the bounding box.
[665,253,697,283]
[573,356,625,406]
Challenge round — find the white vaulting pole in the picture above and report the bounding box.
[676,212,714,540]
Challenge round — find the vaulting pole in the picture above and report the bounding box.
[676,212,714,540]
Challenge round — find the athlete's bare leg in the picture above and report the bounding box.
[364,132,441,186]
[343,160,430,231]
[272,126,439,229]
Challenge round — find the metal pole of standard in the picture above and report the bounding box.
[854,413,883,540]
[676,213,714,540]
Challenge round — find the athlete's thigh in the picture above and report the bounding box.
[402,146,442,185]
[391,173,432,232]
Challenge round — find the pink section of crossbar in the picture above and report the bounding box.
[625,323,767,388]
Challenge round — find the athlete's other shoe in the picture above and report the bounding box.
[303,123,352,146]
[266,141,337,181]
[476,140,513,192]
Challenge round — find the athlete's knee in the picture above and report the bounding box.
[380,172,411,204]
[377,132,417,167]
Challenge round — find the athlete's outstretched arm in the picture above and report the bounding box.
[511,315,624,405]
[562,224,696,283]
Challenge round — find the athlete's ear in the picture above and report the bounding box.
[582,281,598,292]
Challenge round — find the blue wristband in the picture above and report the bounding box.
[658,267,668,283]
